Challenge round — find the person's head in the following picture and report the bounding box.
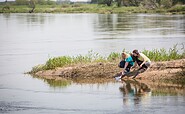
[132,50,139,57]
[121,52,129,59]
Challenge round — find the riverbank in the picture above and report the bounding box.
[30,59,185,83]
[28,46,185,82]
[1,4,185,14]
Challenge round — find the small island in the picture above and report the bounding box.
[28,47,185,84]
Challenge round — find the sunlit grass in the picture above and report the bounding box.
[29,45,185,73]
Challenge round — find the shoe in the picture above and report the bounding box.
[115,75,122,81]
[118,75,122,79]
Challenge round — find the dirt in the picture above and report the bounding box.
[32,59,185,82]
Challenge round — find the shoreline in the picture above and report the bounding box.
[0,4,185,14]
[30,59,185,82]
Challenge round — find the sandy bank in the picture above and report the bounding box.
[31,59,185,81]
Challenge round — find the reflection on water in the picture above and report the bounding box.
[119,79,151,106]
[120,79,185,96]
[120,79,151,97]
[119,79,185,106]
[94,14,185,39]
[31,75,72,88]
[1,13,185,58]
[44,79,71,88]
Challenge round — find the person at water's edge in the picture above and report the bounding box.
[118,50,151,79]
[132,49,151,78]
[118,52,135,78]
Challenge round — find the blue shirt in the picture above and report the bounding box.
[125,56,134,66]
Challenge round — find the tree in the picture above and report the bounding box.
[29,0,36,13]
[47,0,56,5]
[2,0,10,11]
[37,0,47,5]
[116,0,122,7]
[95,0,112,7]
[16,0,29,5]
[105,0,113,6]
[91,0,98,3]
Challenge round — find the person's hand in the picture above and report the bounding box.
[121,71,125,75]
[139,64,143,68]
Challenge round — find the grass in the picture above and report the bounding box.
[142,45,185,61]
[29,45,185,74]
[168,5,185,13]
[0,4,185,14]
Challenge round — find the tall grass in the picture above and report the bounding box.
[142,45,185,61]
[30,45,185,73]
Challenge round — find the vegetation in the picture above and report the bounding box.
[29,45,185,73]
[0,0,185,13]
[142,45,185,61]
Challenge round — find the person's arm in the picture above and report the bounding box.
[122,62,128,75]
[139,53,148,67]
[131,61,137,69]
[140,60,146,67]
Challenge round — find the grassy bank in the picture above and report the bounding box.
[29,46,185,74]
[1,4,185,14]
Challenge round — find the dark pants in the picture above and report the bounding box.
[118,60,133,72]
[136,60,148,70]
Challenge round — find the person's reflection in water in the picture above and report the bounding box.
[119,79,151,106]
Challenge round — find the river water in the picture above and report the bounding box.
[0,13,185,114]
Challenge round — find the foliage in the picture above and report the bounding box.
[15,0,29,5]
[15,0,55,5]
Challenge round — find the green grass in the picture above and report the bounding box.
[168,5,185,13]
[142,45,185,61]
[0,4,185,14]
[29,45,185,74]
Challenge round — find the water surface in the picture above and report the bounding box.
[0,13,185,114]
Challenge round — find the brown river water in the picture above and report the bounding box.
[0,13,185,114]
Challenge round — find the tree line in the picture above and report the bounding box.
[3,0,185,9]
[92,0,185,8]
[14,0,56,5]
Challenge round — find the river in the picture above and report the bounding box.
[0,13,185,114]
